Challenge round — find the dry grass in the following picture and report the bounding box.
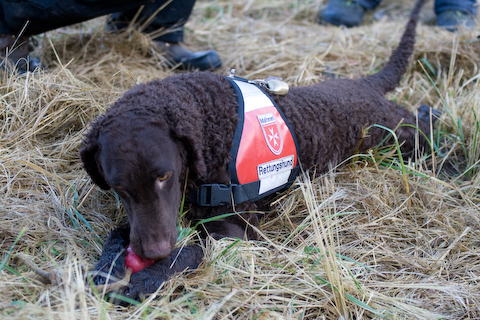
[1,0,479,319]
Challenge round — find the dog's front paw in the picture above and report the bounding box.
[93,225,130,285]
[121,266,171,302]
[93,252,127,286]
[113,244,204,304]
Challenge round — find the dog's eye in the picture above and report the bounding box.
[157,172,171,182]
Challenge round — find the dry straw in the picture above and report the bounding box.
[1,0,480,319]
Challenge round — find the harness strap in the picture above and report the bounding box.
[193,166,299,206]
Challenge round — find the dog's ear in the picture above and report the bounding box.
[79,122,111,190]
[171,120,207,181]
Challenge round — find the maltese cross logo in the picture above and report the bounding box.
[257,113,283,155]
[267,127,281,150]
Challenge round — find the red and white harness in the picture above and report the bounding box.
[193,76,299,206]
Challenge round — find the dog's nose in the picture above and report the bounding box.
[142,240,172,260]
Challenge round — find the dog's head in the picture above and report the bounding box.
[80,103,206,260]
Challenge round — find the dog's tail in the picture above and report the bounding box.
[362,0,426,93]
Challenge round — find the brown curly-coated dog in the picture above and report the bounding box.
[81,0,432,302]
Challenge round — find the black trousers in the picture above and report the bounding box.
[0,0,196,42]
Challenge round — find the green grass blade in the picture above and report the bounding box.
[0,228,26,272]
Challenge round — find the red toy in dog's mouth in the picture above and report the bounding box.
[125,245,155,274]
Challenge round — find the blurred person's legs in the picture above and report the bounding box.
[319,0,477,31]
[109,0,221,71]
[0,0,221,72]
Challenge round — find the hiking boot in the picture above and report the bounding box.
[0,35,41,73]
[106,17,222,71]
[156,41,222,71]
[437,10,475,32]
[318,0,366,27]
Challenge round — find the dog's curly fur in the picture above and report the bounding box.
[81,0,430,302]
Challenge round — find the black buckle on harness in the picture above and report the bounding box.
[194,183,250,206]
[195,184,233,206]
[191,167,299,207]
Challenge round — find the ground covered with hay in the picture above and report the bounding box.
[1,0,480,319]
